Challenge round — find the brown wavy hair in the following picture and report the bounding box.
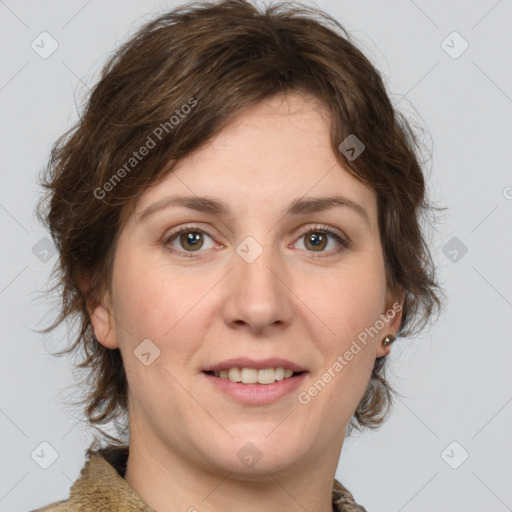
[36,0,444,445]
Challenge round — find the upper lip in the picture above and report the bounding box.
[203,357,307,373]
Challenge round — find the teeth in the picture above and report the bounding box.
[256,368,275,384]
[241,368,258,384]
[212,367,299,384]
[228,368,241,382]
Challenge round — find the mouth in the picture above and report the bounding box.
[202,368,308,405]
[203,368,306,385]
[202,357,308,385]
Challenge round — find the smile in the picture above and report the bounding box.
[205,367,302,385]
[203,370,307,405]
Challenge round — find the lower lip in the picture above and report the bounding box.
[202,372,307,405]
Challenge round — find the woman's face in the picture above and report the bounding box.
[91,92,402,477]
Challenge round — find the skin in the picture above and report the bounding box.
[90,92,403,512]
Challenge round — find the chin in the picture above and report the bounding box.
[202,438,306,479]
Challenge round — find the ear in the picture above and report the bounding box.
[375,284,405,358]
[88,291,119,350]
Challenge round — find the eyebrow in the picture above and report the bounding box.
[137,194,370,226]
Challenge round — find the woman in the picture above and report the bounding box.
[33,0,443,510]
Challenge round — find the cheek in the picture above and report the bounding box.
[111,251,216,346]
[302,275,384,422]
[301,258,387,344]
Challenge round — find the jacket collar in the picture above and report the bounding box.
[65,444,366,511]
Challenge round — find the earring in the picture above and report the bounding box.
[382,334,395,347]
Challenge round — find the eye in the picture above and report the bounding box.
[163,223,350,259]
[164,225,217,257]
[293,224,350,257]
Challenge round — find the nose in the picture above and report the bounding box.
[221,238,294,335]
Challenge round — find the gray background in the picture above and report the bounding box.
[1,1,511,511]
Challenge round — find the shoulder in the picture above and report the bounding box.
[29,498,71,511]
[28,442,144,512]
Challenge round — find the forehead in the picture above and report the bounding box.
[125,92,376,227]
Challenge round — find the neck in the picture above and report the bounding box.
[124,429,341,512]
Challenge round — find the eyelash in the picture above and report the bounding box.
[163,224,350,259]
